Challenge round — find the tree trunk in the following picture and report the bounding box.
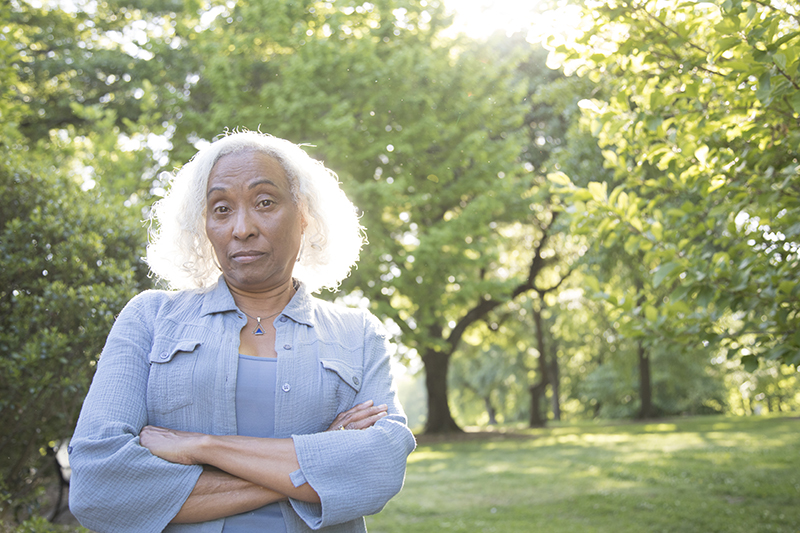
[484,397,498,425]
[422,350,462,434]
[529,305,549,428]
[637,340,653,419]
[529,383,546,427]
[633,274,653,420]
[549,346,561,421]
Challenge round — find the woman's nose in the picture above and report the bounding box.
[232,209,257,240]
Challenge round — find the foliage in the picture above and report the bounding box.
[449,340,532,426]
[581,338,727,418]
[726,359,800,415]
[7,0,192,146]
[1,1,156,519]
[157,0,569,432]
[1,516,89,533]
[442,41,602,430]
[547,0,800,370]
[0,133,151,519]
[3,0,799,524]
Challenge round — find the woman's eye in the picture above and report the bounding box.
[214,205,230,214]
[259,199,274,208]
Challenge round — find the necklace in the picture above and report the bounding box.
[240,309,282,336]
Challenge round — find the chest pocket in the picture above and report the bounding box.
[320,358,362,408]
[148,338,201,415]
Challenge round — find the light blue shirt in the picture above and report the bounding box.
[68,278,416,533]
[222,355,285,532]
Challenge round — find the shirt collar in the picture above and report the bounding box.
[200,276,239,316]
[280,280,316,327]
[200,275,316,328]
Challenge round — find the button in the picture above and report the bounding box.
[282,383,291,392]
[283,344,292,350]
[279,316,288,323]
[67,446,73,454]
[160,352,169,360]
[353,376,360,385]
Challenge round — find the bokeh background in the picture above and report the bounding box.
[2,0,799,528]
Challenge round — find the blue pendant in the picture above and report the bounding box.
[253,318,265,336]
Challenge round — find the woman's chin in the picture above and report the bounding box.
[222,267,293,292]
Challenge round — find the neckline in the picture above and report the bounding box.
[238,354,278,361]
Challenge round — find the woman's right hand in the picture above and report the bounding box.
[140,425,207,465]
[326,400,388,432]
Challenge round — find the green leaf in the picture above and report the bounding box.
[741,354,759,372]
[547,171,572,186]
[653,261,681,288]
[646,115,664,131]
[617,191,629,210]
[778,280,796,295]
[669,283,692,302]
[696,287,715,309]
[651,220,663,241]
[756,71,772,103]
[714,16,739,34]
[713,36,741,57]
[790,91,800,113]
[588,181,608,202]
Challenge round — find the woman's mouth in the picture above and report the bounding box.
[231,250,265,263]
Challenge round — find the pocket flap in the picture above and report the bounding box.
[149,338,201,364]
[320,358,362,392]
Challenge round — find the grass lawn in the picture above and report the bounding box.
[366,415,800,533]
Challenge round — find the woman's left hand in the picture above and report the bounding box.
[140,425,206,465]
[326,400,388,432]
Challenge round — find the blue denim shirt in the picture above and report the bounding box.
[68,278,415,533]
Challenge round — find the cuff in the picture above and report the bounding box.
[289,467,308,488]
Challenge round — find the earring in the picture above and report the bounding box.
[297,234,305,263]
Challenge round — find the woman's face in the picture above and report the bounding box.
[205,150,305,293]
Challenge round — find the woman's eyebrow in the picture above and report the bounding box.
[206,185,226,198]
[206,179,278,198]
[248,178,278,190]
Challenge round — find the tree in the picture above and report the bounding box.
[0,134,151,519]
[156,0,572,433]
[8,0,194,146]
[1,1,168,518]
[449,342,528,426]
[547,0,800,373]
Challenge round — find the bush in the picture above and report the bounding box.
[0,141,150,520]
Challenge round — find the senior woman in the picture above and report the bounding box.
[68,131,416,533]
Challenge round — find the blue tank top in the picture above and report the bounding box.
[221,355,287,532]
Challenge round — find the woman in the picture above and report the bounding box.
[68,131,416,533]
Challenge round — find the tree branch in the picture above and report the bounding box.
[633,1,712,57]
[751,0,800,26]
[371,291,416,338]
[446,211,561,353]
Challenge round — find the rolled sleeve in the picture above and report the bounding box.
[68,294,203,533]
[289,313,416,529]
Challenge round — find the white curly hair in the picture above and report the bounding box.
[146,131,365,293]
